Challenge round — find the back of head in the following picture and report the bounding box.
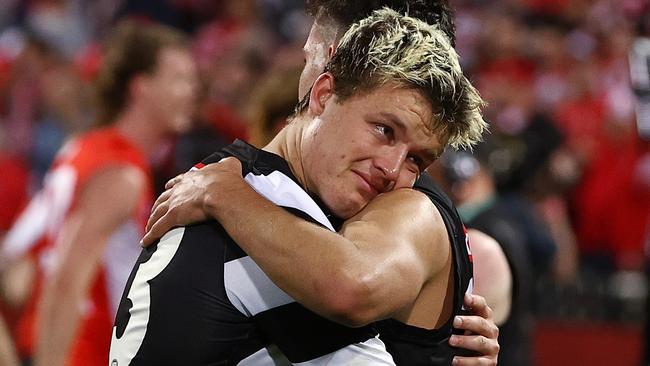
[297,8,486,150]
[305,0,456,46]
[94,20,188,126]
[248,65,303,146]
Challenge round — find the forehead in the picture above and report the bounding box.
[155,47,193,72]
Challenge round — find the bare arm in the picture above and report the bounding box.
[146,158,447,327]
[0,312,20,366]
[33,166,145,366]
[143,159,501,362]
[468,229,512,325]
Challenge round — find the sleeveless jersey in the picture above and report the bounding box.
[3,127,153,365]
[109,140,395,366]
[376,173,475,365]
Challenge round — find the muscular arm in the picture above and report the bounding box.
[144,159,501,363]
[218,182,446,326]
[147,159,447,326]
[33,166,145,366]
[468,229,512,326]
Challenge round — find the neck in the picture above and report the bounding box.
[263,117,309,189]
[113,106,167,156]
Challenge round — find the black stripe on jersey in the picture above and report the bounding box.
[254,302,377,363]
[231,204,379,363]
[113,139,384,365]
[113,223,266,366]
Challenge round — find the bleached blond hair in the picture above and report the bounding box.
[297,8,487,150]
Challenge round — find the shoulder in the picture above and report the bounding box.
[359,188,445,230]
[467,229,510,273]
[357,188,450,264]
[468,229,513,325]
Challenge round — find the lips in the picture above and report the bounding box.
[352,170,384,198]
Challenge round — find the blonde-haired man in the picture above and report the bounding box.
[121,9,493,366]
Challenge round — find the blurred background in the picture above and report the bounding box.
[0,0,648,365]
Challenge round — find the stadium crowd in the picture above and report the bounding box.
[0,0,648,365]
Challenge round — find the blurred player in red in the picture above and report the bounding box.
[1,20,198,366]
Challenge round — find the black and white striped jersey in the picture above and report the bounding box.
[109,140,395,366]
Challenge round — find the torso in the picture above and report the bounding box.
[109,140,396,366]
[4,127,152,365]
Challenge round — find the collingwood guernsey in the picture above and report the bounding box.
[108,140,395,365]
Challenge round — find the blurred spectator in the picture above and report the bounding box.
[158,17,274,187]
[0,153,29,235]
[436,138,546,366]
[0,0,647,364]
[1,19,197,366]
[246,62,303,147]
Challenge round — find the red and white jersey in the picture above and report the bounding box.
[3,126,153,366]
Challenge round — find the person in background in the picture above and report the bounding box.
[246,63,303,147]
[435,141,535,366]
[1,20,198,366]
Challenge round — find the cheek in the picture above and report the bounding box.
[299,64,321,98]
[394,171,418,190]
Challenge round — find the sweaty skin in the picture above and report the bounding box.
[143,79,499,366]
[142,12,500,366]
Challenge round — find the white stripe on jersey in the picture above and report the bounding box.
[237,337,395,366]
[228,170,395,365]
[224,255,293,316]
[109,227,185,365]
[224,171,335,316]
[244,171,335,231]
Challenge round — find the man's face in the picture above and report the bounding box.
[299,21,335,99]
[144,47,199,133]
[301,82,445,219]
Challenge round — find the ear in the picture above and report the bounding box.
[327,44,336,60]
[308,72,334,116]
[129,74,148,101]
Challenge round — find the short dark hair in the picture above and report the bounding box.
[94,20,188,125]
[304,0,456,47]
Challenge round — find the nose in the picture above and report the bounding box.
[374,144,408,183]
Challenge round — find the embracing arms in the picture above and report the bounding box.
[143,158,499,365]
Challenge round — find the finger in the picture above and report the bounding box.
[142,211,174,247]
[165,173,185,190]
[453,315,499,339]
[449,333,499,357]
[150,189,173,214]
[465,293,493,320]
[218,156,243,172]
[146,200,169,233]
[452,355,495,366]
